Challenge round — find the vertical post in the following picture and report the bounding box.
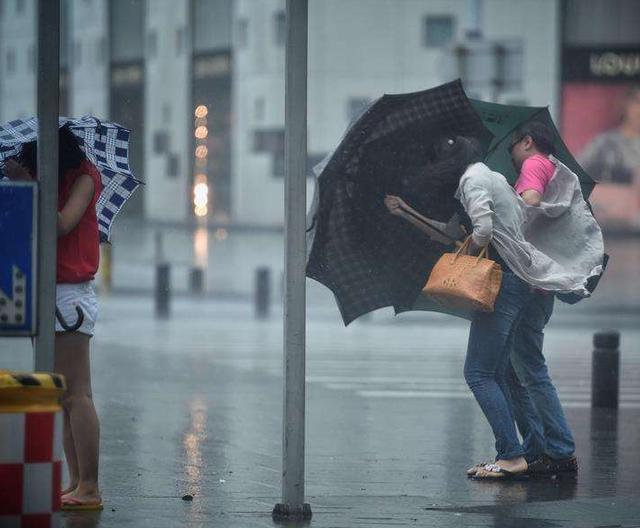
[273,0,311,521]
[34,0,60,372]
[591,331,620,409]
[154,232,170,319]
[255,267,271,319]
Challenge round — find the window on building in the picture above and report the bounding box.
[423,15,455,48]
[167,154,179,178]
[274,10,286,46]
[109,0,145,62]
[237,18,248,48]
[154,131,169,154]
[253,128,285,177]
[15,0,25,14]
[346,97,371,124]
[193,0,232,53]
[6,49,16,74]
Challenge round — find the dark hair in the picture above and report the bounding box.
[513,121,556,155]
[432,135,484,170]
[15,125,86,188]
[400,135,484,221]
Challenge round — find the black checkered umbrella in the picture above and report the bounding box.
[0,116,141,243]
[306,80,493,325]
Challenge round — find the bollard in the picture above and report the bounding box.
[591,331,620,409]
[155,263,171,319]
[0,371,66,526]
[255,267,271,318]
[100,243,112,295]
[189,267,204,295]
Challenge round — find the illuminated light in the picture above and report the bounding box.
[214,228,228,241]
[194,226,209,268]
[193,182,209,209]
[195,145,208,159]
[195,173,207,184]
[194,205,208,217]
[194,105,208,118]
[195,126,208,139]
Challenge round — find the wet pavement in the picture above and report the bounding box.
[2,291,639,527]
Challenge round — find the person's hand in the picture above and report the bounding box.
[467,239,483,256]
[3,159,33,181]
[384,195,406,216]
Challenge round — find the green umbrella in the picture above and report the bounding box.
[470,99,596,198]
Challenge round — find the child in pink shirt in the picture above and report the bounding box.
[514,154,556,197]
[510,121,557,205]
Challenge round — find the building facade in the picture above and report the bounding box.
[1,0,561,226]
[232,0,561,225]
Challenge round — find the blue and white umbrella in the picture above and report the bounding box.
[0,115,141,243]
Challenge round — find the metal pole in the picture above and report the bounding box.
[273,0,311,521]
[34,0,60,372]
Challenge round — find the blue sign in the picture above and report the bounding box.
[0,181,37,336]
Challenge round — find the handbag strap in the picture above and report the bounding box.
[454,236,493,264]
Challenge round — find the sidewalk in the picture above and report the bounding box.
[2,294,639,527]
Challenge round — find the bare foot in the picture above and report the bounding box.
[65,483,101,504]
[61,483,78,496]
[466,462,489,476]
[474,457,528,479]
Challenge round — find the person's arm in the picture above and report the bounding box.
[57,173,95,236]
[520,189,542,206]
[459,179,494,255]
[384,195,459,246]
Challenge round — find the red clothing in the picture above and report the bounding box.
[56,160,102,283]
[514,154,556,196]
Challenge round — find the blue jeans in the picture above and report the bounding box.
[506,293,576,461]
[464,271,531,460]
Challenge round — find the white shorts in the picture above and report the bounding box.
[55,282,98,336]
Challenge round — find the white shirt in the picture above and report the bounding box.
[455,161,605,298]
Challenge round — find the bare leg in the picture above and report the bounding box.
[60,410,79,495]
[55,332,101,502]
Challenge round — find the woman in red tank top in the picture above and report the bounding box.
[5,126,103,510]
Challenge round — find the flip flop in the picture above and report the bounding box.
[61,496,104,511]
[466,462,490,477]
[471,463,528,481]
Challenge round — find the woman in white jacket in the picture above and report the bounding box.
[386,136,604,479]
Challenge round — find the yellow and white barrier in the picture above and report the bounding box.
[0,371,66,528]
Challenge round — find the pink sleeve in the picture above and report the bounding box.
[514,157,554,195]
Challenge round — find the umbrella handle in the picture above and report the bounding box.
[55,305,85,332]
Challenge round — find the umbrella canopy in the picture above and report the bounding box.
[470,99,596,198]
[0,116,141,242]
[306,80,493,325]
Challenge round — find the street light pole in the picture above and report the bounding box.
[273,0,312,521]
[34,0,60,372]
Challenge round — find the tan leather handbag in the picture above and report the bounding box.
[423,237,503,313]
